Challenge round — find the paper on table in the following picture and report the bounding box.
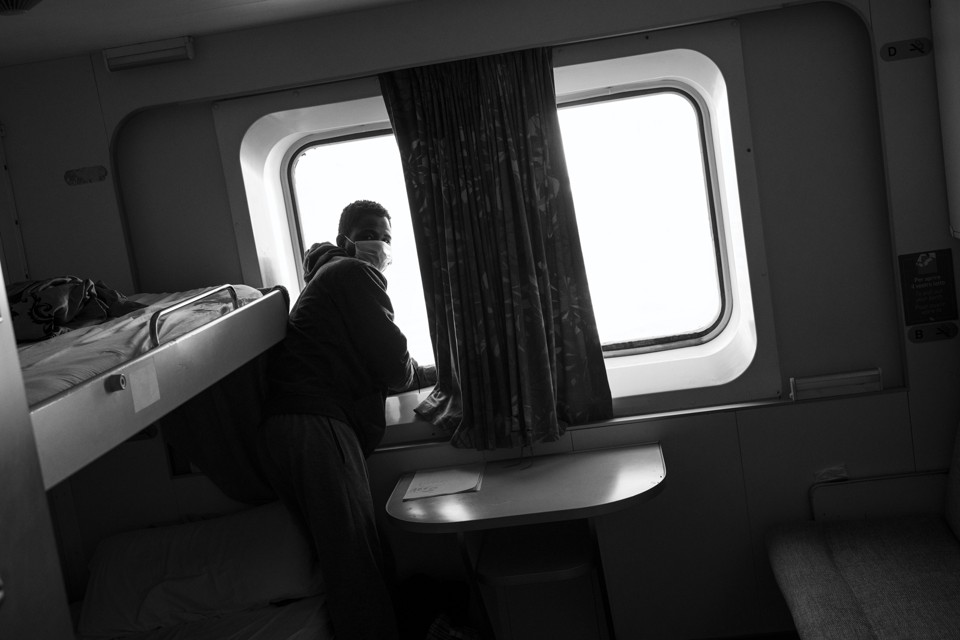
[402,463,485,501]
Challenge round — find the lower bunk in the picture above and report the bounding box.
[17,282,328,639]
[48,360,332,639]
[74,501,331,640]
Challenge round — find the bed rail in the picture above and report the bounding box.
[149,284,239,348]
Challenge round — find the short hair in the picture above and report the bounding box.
[338,200,391,236]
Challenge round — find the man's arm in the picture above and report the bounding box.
[392,360,438,394]
[336,261,420,392]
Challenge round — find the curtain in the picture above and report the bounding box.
[379,48,612,450]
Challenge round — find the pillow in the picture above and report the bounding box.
[77,501,323,639]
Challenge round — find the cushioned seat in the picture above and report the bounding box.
[768,428,960,639]
[768,515,960,639]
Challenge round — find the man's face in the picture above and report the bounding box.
[343,213,392,257]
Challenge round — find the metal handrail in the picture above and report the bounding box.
[148,284,239,349]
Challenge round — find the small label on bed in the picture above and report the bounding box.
[129,358,160,412]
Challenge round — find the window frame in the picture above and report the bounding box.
[287,84,732,359]
[551,29,781,415]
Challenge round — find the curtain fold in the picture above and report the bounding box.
[380,48,612,450]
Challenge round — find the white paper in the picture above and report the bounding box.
[129,358,160,413]
[402,463,485,501]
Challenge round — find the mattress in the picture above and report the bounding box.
[18,285,264,408]
[76,501,329,640]
[119,596,331,640]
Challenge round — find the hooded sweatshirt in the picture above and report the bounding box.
[264,242,418,455]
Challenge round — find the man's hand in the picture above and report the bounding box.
[417,363,438,387]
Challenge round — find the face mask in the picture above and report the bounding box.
[348,239,393,273]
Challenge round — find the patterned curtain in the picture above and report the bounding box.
[379,48,612,450]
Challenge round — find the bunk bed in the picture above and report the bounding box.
[13,280,288,490]
[9,279,338,639]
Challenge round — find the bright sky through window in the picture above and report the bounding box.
[292,135,434,365]
[557,91,721,346]
[292,90,721,364]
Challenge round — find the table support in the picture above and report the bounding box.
[386,443,665,640]
[588,519,616,640]
[457,531,497,640]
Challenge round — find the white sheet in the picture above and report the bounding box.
[113,596,331,640]
[18,285,263,407]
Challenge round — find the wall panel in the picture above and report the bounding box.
[739,4,903,391]
[0,57,133,290]
[737,391,915,630]
[573,412,759,639]
[868,0,960,469]
[116,103,244,292]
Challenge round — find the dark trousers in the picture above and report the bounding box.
[258,413,399,640]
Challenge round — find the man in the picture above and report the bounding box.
[259,199,433,640]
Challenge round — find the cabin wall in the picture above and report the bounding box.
[2,0,958,638]
[742,6,896,383]
[114,103,245,292]
[0,57,133,290]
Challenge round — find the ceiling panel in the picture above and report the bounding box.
[0,0,411,68]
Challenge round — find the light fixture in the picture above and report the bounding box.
[103,36,195,72]
[0,0,43,15]
[789,368,883,401]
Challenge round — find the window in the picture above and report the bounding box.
[291,89,724,363]
[224,20,780,419]
[557,90,724,354]
[552,43,773,406]
[290,133,434,366]
[285,50,756,400]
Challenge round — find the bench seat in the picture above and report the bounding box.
[768,429,960,639]
[768,514,960,639]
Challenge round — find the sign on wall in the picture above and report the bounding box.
[898,249,959,343]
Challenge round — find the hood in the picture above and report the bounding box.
[303,242,347,283]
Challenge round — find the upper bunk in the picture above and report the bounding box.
[12,280,288,490]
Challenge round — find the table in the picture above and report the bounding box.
[386,443,666,639]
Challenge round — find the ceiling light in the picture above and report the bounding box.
[103,37,195,71]
[0,0,43,15]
